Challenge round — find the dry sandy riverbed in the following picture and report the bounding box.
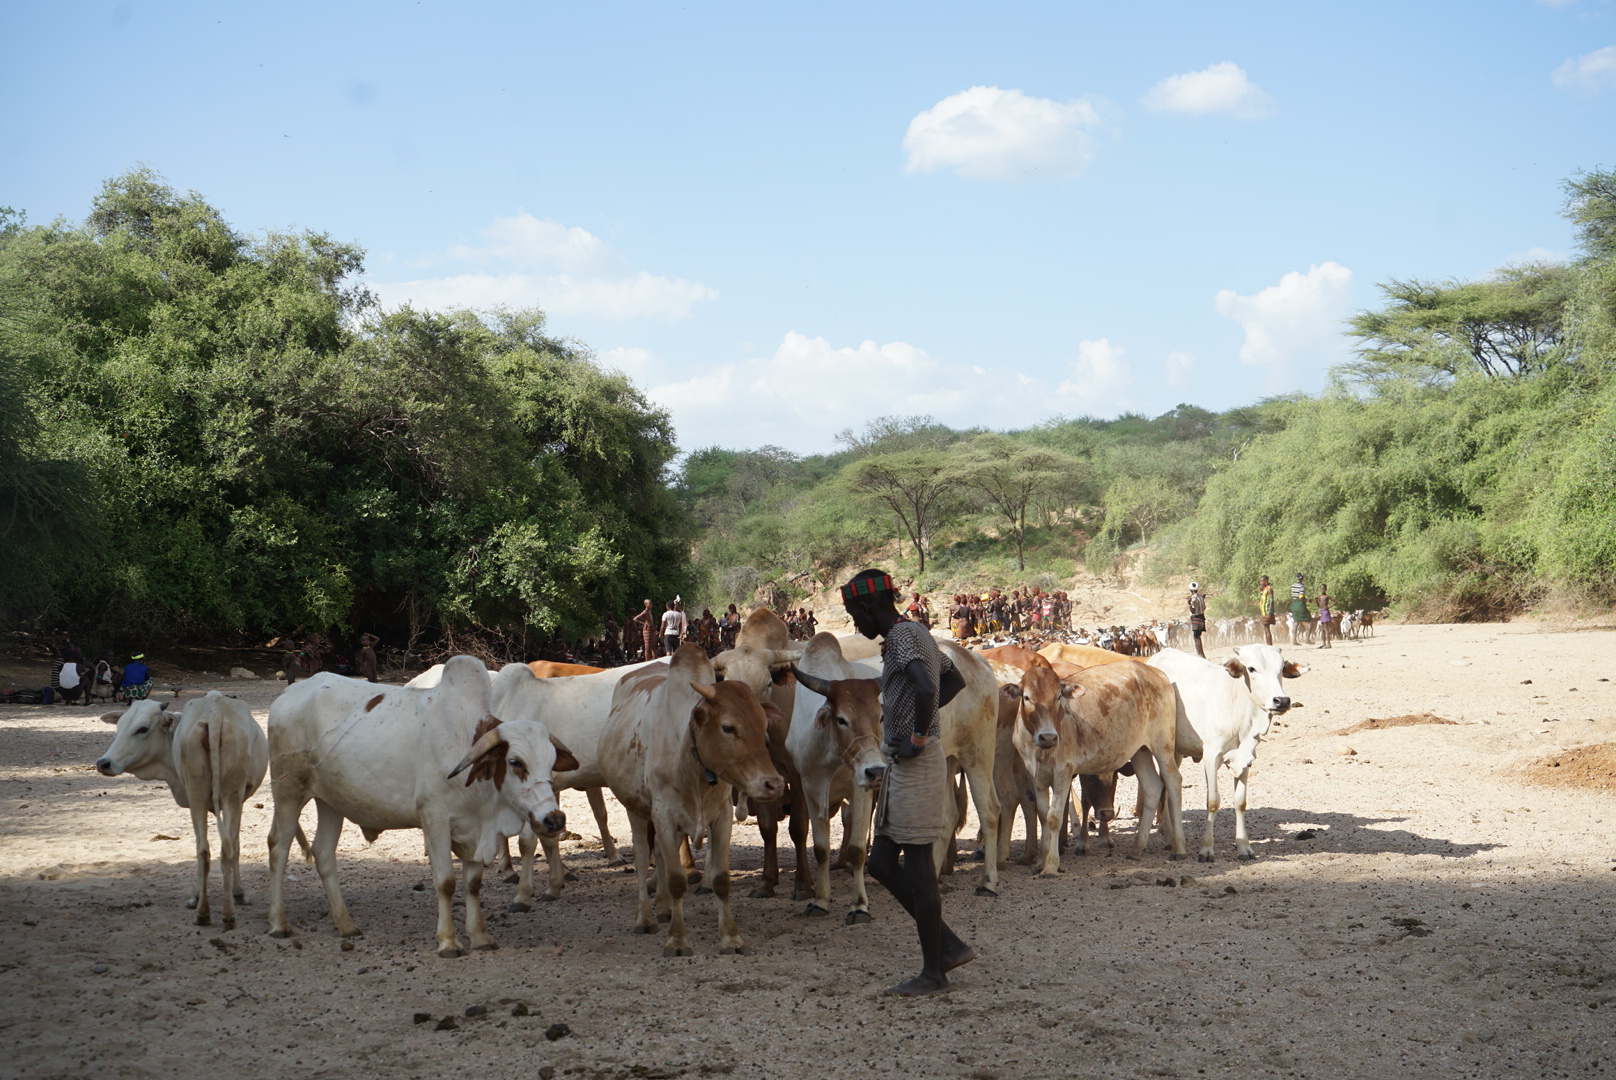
[3,623,1616,1080]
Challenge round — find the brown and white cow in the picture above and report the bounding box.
[599,645,784,956]
[267,658,575,956]
[1036,642,1142,669]
[1014,655,1189,874]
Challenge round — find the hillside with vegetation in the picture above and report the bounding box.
[676,168,1616,622]
[3,167,1613,650]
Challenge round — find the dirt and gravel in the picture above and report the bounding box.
[4,621,1616,1080]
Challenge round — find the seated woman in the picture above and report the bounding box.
[119,653,153,701]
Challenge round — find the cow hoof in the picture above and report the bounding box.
[185,898,199,910]
[541,893,560,903]
[1237,851,1255,862]
[438,948,465,959]
[967,849,985,862]
[1169,853,1187,862]
[474,942,498,952]
[693,885,713,896]
[1198,852,1215,863]
[747,886,775,899]
[268,929,291,939]
[340,929,363,939]
[507,902,531,913]
[564,870,579,882]
[632,924,656,935]
[233,893,248,903]
[195,914,211,926]
[803,904,829,918]
[719,945,750,956]
[503,872,520,885]
[662,944,694,958]
[844,910,871,925]
[656,912,671,924]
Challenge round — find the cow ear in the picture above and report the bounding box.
[550,735,580,774]
[1281,661,1309,679]
[99,711,122,725]
[160,710,179,732]
[760,701,783,726]
[1060,682,1086,699]
[1224,658,1247,680]
[814,705,833,730]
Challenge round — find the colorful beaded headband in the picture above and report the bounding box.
[840,573,894,604]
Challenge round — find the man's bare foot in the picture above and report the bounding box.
[884,974,950,996]
[943,942,976,973]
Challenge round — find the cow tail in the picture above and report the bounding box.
[208,711,225,816]
[1173,687,1203,764]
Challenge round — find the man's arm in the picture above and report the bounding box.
[893,657,937,758]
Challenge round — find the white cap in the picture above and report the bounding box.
[1190,581,1200,591]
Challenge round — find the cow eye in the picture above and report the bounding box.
[508,758,528,779]
[721,724,737,735]
[134,726,148,735]
[836,716,850,727]
[1248,667,1256,673]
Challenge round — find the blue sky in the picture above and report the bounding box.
[3,1,1612,453]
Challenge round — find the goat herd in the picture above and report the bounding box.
[89,607,1310,961]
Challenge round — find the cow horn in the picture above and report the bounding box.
[767,649,803,667]
[690,681,719,701]
[791,665,833,698]
[447,727,504,779]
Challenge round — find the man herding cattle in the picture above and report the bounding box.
[841,568,974,996]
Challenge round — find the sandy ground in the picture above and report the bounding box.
[3,622,1616,1080]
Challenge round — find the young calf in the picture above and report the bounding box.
[96,693,281,928]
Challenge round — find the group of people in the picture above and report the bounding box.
[41,647,150,705]
[1187,572,1341,658]
[945,587,1072,640]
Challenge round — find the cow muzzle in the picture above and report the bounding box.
[861,763,886,786]
[1270,696,1291,713]
[749,774,785,802]
[1035,731,1059,750]
[1094,807,1116,822]
[532,810,566,836]
[95,758,120,777]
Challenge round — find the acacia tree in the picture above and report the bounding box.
[960,434,1084,571]
[846,450,959,573]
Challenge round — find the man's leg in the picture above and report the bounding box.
[1263,620,1273,646]
[867,837,971,994]
[1193,631,1205,659]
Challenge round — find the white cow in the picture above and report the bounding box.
[265,657,576,956]
[784,633,887,923]
[1148,645,1307,862]
[96,693,291,928]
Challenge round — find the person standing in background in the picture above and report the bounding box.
[355,633,379,682]
[660,600,686,658]
[1316,583,1334,650]
[631,599,656,660]
[1188,582,1208,659]
[1258,575,1276,646]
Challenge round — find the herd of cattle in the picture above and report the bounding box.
[90,609,1306,958]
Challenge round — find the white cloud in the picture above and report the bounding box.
[1552,46,1616,94]
[1056,338,1131,406]
[640,332,1040,451]
[1501,246,1568,267]
[1143,62,1275,119]
[1166,350,1195,386]
[1215,263,1354,374]
[903,86,1104,181]
[369,213,717,319]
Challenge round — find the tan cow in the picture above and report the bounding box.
[710,608,802,899]
[599,645,784,956]
[1036,642,1142,669]
[786,634,887,922]
[1014,655,1188,874]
